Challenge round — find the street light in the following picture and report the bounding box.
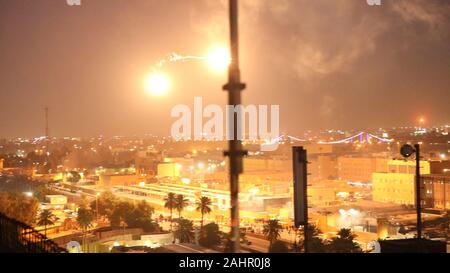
[400,143,423,239]
[96,192,100,222]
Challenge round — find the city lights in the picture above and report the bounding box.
[1,0,449,258]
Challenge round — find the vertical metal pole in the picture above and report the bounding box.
[414,144,422,239]
[223,0,246,253]
[293,147,308,253]
[96,195,99,222]
[45,106,49,139]
[45,106,49,156]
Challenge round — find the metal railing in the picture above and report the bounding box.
[0,212,66,253]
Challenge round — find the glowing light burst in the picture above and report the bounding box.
[145,73,171,96]
[144,46,230,95]
[153,46,231,72]
[156,53,204,68]
[206,47,231,72]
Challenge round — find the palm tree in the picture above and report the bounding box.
[76,208,94,252]
[328,228,362,253]
[263,219,282,249]
[37,209,55,237]
[174,218,195,243]
[175,194,189,219]
[196,196,212,232]
[164,192,176,231]
[296,224,327,253]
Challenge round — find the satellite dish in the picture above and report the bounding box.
[400,144,415,158]
[66,241,82,253]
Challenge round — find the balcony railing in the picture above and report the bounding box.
[0,212,67,253]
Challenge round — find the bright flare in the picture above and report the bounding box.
[206,47,231,72]
[145,73,170,96]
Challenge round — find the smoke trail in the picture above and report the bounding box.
[156,52,205,68]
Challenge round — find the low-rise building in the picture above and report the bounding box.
[372,160,431,205]
[422,174,450,210]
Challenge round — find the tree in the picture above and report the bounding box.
[135,200,155,222]
[199,223,221,248]
[77,208,94,231]
[296,224,328,253]
[174,218,195,243]
[327,228,363,253]
[108,200,159,232]
[76,208,94,252]
[263,219,282,249]
[129,200,157,232]
[269,240,289,253]
[164,192,176,231]
[37,209,56,237]
[66,171,81,183]
[196,196,212,232]
[90,191,118,220]
[34,185,58,202]
[0,192,39,225]
[175,194,189,219]
[110,201,133,227]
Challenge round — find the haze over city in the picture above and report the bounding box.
[1,0,449,138]
[0,0,449,258]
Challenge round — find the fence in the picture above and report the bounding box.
[0,212,66,253]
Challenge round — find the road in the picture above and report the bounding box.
[245,234,270,253]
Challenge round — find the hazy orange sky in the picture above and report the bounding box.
[0,0,449,138]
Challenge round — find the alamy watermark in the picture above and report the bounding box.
[66,0,381,7]
[66,0,81,6]
[171,97,280,152]
[367,0,381,6]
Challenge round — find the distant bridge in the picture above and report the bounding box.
[263,132,393,146]
[318,132,393,145]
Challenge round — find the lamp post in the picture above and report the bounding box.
[400,143,422,239]
[223,0,246,253]
[96,192,100,222]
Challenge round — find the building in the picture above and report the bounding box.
[243,157,291,172]
[135,150,160,176]
[45,195,68,205]
[309,155,338,180]
[337,156,388,182]
[157,162,182,178]
[98,174,139,188]
[422,174,450,210]
[429,160,450,174]
[372,160,431,205]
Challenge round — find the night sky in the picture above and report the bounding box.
[0,0,449,138]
